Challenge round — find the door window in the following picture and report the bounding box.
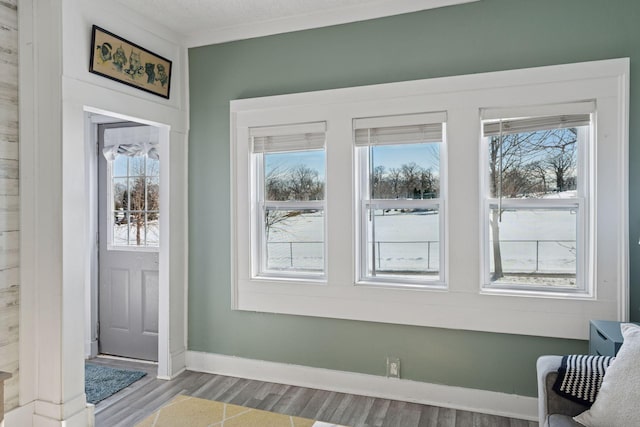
[102,125,160,249]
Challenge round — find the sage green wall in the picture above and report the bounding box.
[189,0,639,397]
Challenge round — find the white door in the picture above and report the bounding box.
[98,122,159,361]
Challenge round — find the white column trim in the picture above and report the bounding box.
[18,0,93,424]
[17,0,37,408]
[34,394,86,421]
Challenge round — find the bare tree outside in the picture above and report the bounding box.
[387,168,402,198]
[544,128,578,193]
[487,127,578,280]
[371,164,439,200]
[114,156,159,246]
[264,163,324,239]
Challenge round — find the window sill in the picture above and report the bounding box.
[107,245,160,253]
[235,277,615,339]
[479,286,594,300]
[250,275,327,285]
[355,279,447,291]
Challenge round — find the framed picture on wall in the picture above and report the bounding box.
[89,25,172,99]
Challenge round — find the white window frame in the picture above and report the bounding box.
[479,108,593,295]
[105,156,161,253]
[101,123,161,253]
[231,58,629,340]
[250,122,328,280]
[354,113,447,287]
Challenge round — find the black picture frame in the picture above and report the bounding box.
[89,25,172,99]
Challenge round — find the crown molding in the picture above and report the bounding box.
[185,0,480,47]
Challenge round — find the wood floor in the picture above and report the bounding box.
[90,357,538,427]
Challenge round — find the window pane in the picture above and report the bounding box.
[129,156,145,176]
[128,177,145,212]
[488,207,577,287]
[264,208,324,272]
[113,212,130,246]
[146,177,159,211]
[487,126,584,199]
[370,143,440,199]
[113,178,127,211]
[264,150,325,201]
[145,213,159,247]
[128,213,145,246]
[110,170,160,248]
[365,207,440,280]
[113,156,128,177]
[106,125,161,249]
[146,157,159,176]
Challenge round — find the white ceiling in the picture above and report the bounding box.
[114,0,478,47]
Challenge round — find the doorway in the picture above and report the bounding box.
[95,119,161,362]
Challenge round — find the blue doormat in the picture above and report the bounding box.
[85,363,147,404]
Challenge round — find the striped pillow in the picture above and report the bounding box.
[552,354,614,406]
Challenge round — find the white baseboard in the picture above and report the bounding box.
[84,339,98,359]
[5,402,34,427]
[186,351,538,421]
[171,348,187,377]
[32,407,90,427]
[5,401,94,427]
[158,348,187,380]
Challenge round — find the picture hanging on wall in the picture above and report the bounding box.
[89,25,172,99]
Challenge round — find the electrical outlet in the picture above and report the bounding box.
[386,356,400,378]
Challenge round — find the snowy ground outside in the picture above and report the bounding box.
[113,219,159,247]
[266,209,576,287]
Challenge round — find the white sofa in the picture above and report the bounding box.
[536,356,588,427]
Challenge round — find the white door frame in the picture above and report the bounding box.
[87,114,165,362]
[84,107,172,375]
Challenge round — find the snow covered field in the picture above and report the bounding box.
[113,220,159,247]
[266,209,576,285]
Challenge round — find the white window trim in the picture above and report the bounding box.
[105,162,161,253]
[480,199,586,294]
[356,199,446,288]
[101,126,161,253]
[478,112,592,295]
[250,122,328,280]
[230,58,629,340]
[354,128,446,287]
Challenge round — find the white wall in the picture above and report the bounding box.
[62,0,187,114]
[15,0,188,425]
[61,0,189,375]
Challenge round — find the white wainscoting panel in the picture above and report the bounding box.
[0,0,19,414]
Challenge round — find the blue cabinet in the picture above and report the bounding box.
[589,320,639,356]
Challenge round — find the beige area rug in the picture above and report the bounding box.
[135,394,348,427]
